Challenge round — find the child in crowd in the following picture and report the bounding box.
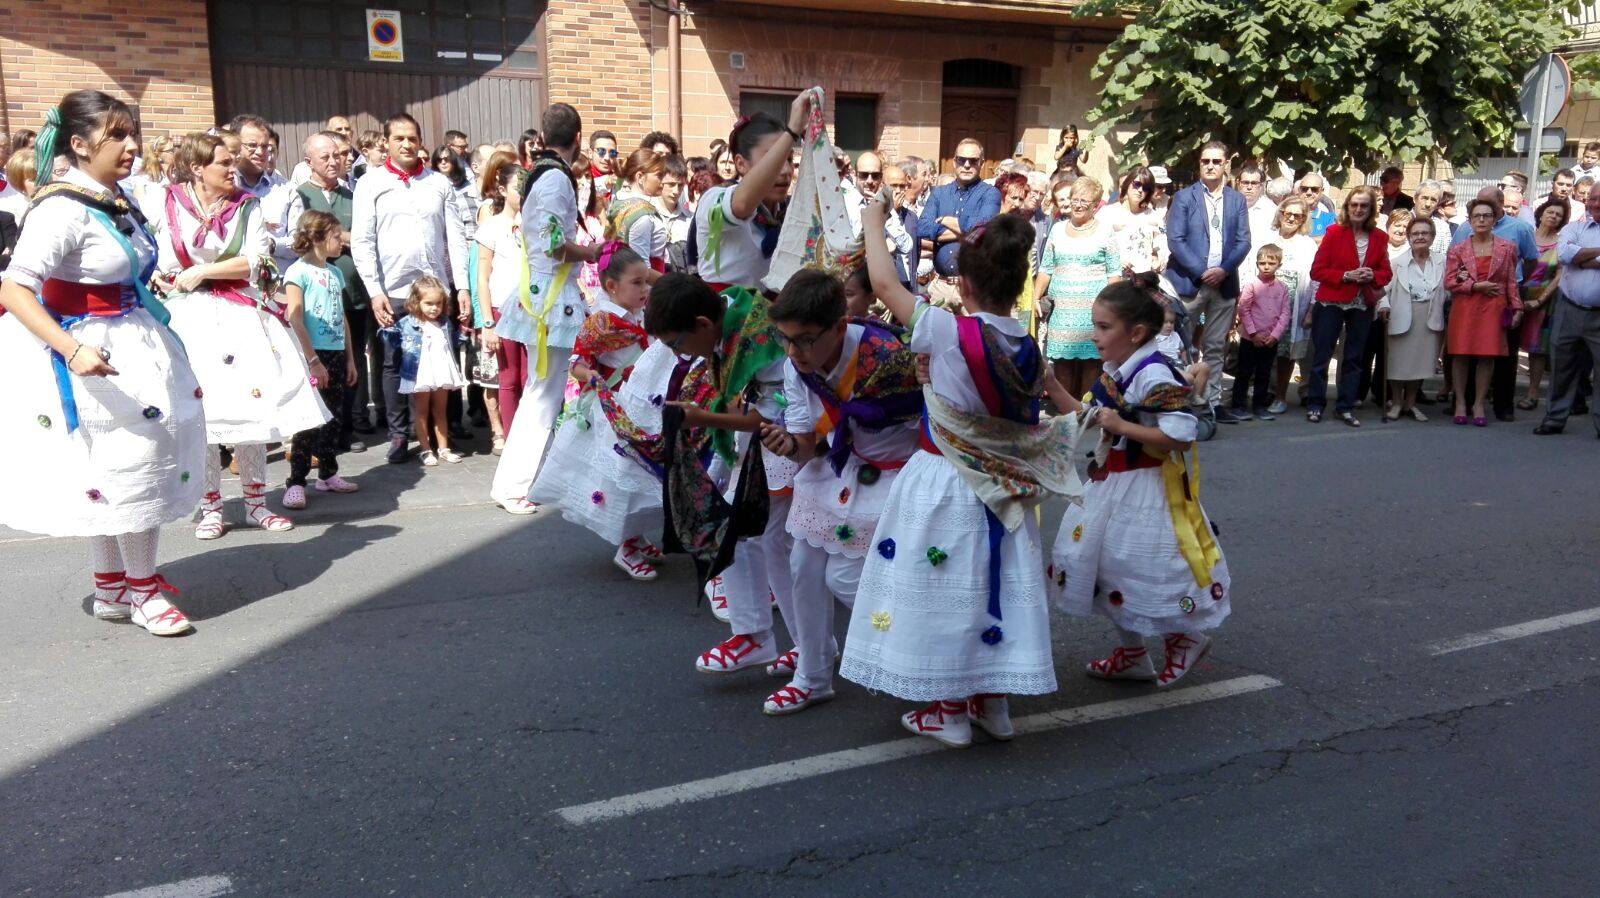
[1051,279,1231,689]
[1230,244,1290,420]
[281,210,360,509]
[393,276,467,467]
[838,201,1081,748]
[757,268,925,718]
[1154,298,1187,365]
[530,245,663,580]
[842,264,897,324]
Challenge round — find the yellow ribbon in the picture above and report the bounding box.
[1160,450,1221,588]
[532,261,573,379]
[810,347,860,439]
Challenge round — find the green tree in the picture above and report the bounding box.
[1081,0,1582,179]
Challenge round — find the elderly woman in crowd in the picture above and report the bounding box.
[1036,175,1122,397]
[1378,216,1447,421]
[1262,196,1318,414]
[1518,197,1569,411]
[1444,197,1523,426]
[1306,185,1392,426]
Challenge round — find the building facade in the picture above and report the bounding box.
[2,0,1125,183]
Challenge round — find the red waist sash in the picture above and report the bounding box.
[42,280,133,318]
[1104,446,1164,472]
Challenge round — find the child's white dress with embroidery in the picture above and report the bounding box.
[401,320,467,393]
[1050,342,1232,635]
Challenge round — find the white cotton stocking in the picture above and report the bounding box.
[116,527,161,580]
[234,442,267,490]
[203,444,224,497]
[1117,626,1146,650]
[88,535,124,574]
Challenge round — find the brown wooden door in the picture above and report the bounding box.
[939,90,1017,179]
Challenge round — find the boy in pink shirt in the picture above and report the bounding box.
[1230,244,1290,419]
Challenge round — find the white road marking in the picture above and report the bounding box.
[1427,606,1600,656]
[1283,428,1397,444]
[101,875,235,898]
[555,674,1282,826]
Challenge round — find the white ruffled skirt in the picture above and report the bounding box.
[0,308,206,536]
[839,451,1058,701]
[494,269,584,349]
[164,291,330,444]
[528,386,662,545]
[1049,467,1231,635]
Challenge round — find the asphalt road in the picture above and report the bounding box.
[2,401,1597,897]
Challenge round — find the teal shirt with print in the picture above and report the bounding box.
[285,259,347,351]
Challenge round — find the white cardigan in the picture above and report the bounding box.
[1378,247,1446,336]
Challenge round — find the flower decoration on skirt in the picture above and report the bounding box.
[870,611,891,631]
[591,491,605,505]
[1072,524,1084,542]
[876,538,895,560]
[926,546,948,566]
[981,625,1003,645]
[834,524,855,543]
[1108,589,1125,606]
[1179,596,1196,614]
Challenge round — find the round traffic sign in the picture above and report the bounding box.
[1520,54,1570,125]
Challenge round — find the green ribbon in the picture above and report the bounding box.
[35,107,62,187]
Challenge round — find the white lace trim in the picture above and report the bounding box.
[839,658,1058,702]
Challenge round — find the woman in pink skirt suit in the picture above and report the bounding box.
[1444,197,1522,426]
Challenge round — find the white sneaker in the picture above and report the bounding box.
[968,695,1015,741]
[763,683,835,716]
[613,544,658,581]
[1085,646,1158,681]
[704,576,730,622]
[901,700,972,748]
[498,497,539,515]
[1267,400,1289,415]
[420,450,439,467]
[696,632,778,673]
[439,448,465,464]
[766,649,798,677]
[127,576,192,637]
[1157,633,1212,687]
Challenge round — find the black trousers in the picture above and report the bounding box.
[1490,322,1526,418]
[1231,338,1277,411]
[1357,317,1387,404]
[288,349,347,486]
[343,309,370,439]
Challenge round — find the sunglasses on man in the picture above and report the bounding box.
[594,148,619,159]
[954,155,981,168]
[857,170,883,182]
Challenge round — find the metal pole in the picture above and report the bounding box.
[668,0,683,143]
[1526,54,1554,197]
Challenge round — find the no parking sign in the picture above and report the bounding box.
[367,9,403,62]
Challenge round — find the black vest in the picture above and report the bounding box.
[296,182,369,311]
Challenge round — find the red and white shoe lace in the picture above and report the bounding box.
[901,700,972,747]
[703,576,730,622]
[968,693,1015,740]
[92,571,132,621]
[244,483,293,532]
[762,683,833,716]
[613,544,658,581]
[1086,646,1157,681]
[625,536,664,563]
[195,491,226,540]
[766,649,798,677]
[696,633,776,673]
[127,574,192,636]
[1158,633,1210,687]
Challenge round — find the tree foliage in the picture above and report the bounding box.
[1080,0,1583,179]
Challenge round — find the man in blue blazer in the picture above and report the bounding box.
[1164,141,1253,421]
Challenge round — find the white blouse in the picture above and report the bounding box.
[147,184,270,292]
[3,166,156,294]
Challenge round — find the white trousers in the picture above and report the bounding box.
[789,540,862,691]
[723,493,795,641]
[491,354,570,504]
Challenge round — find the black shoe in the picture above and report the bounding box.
[386,436,409,464]
[1532,423,1564,435]
[1575,400,1590,415]
[468,412,489,428]
[353,420,377,435]
[449,424,473,441]
[1415,393,1436,406]
[1213,407,1242,424]
[1494,412,1515,423]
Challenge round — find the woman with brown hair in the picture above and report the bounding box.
[1305,185,1392,426]
[152,132,330,538]
[0,90,205,635]
[1263,197,1318,413]
[606,146,672,278]
[1444,197,1523,426]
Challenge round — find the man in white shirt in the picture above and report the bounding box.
[1534,168,1584,221]
[228,114,295,265]
[352,112,470,463]
[1237,163,1276,249]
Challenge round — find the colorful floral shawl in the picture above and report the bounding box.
[573,311,650,379]
[604,194,658,245]
[799,319,924,476]
[705,286,785,463]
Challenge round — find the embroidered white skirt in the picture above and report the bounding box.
[164,291,330,444]
[1050,466,1231,635]
[787,453,899,559]
[840,451,1058,701]
[494,270,584,348]
[0,308,206,536]
[529,387,662,545]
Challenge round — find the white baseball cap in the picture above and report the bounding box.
[1150,165,1172,185]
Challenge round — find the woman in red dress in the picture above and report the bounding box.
[1443,197,1523,426]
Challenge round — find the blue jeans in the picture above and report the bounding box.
[1307,303,1373,415]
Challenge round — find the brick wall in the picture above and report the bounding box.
[0,0,214,141]
[545,0,657,147]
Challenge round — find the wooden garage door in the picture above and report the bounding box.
[209,0,546,156]
[939,90,1017,180]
